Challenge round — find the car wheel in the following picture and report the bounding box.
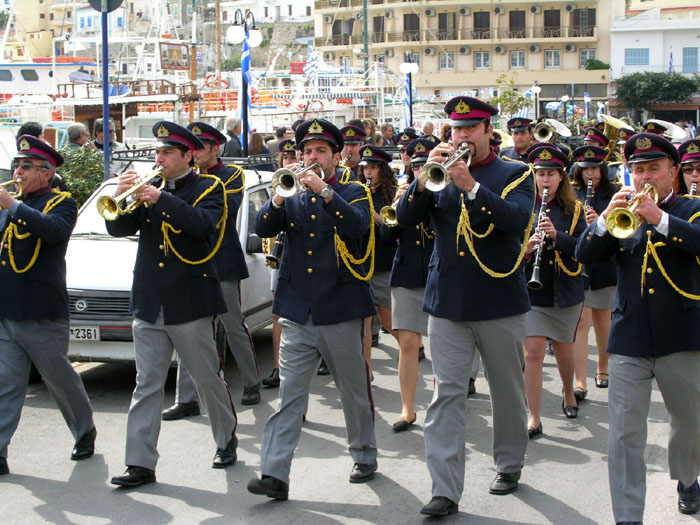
[28,362,42,384]
[216,319,229,367]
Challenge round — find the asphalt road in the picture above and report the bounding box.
[3,328,695,525]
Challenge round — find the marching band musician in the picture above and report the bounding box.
[358,145,399,377]
[248,119,378,501]
[397,96,534,517]
[576,133,700,521]
[676,139,700,196]
[571,146,620,398]
[379,137,436,432]
[108,121,238,487]
[500,117,533,162]
[523,144,586,439]
[396,129,419,176]
[582,126,609,149]
[0,136,96,476]
[339,124,367,181]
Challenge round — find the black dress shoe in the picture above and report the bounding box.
[161,401,200,421]
[528,422,543,439]
[349,460,378,483]
[468,378,476,397]
[71,427,96,460]
[679,480,700,514]
[392,414,417,432]
[241,386,261,405]
[595,373,609,388]
[262,368,280,388]
[317,360,330,376]
[247,475,289,500]
[418,345,426,361]
[562,401,579,419]
[0,457,8,475]
[212,436,238,469]
[574,388,588,402]
[420,496,458,516]
[371,333,379,347]
[110,466,156,487]
[489,471,521,495]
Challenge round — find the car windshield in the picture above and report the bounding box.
[72,181,118,235]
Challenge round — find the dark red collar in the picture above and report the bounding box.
[202,160,223,173]
[470,150,497,172]
[659,190,678,210]
[24,185,52,200]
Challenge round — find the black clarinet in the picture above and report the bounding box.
[527,188,549,290]
[265,232,285,269]
[584,179,594,210]
[691,182,697,196]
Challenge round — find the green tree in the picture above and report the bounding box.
[613,72,699,111]
[221,54,242,71]
[58,146,105,208]
[489,73,531,118]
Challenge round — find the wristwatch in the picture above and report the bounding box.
[319,185,333,200]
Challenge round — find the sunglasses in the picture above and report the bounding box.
[12,159,48,172]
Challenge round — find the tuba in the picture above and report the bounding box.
[599,114,635,163]
[270,163,322,198]
[527,189,549,290]
[605,183,658,239]
[533,118,572,144]
[419,142,472,192]
[0,178,22,199]
[97,168,165,221]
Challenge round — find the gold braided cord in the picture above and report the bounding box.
[554,201,583,276]
[420,223,434,247]
[2,190,70,274]
[223,164,245,194]
[334,180,375,281]
[455,166,536,278]
[160,174,228,265]
[339,165,353,184]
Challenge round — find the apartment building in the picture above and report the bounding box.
[212,0,314,23]
[314,1,625,114]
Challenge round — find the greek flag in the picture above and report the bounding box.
[545,100,562,111]
[515,89,532,118]
[403,74,412,128]
[596,102,605,121]
[669,47,674,74]
[303,45,319,77]
[237,29,252,137]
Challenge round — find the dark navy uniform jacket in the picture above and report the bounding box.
[364,191,397,273]
[576,194,700,358]
[574,184,618,291]
[396,152,535,322]
[525,199,586,308]
[500,147,528,163]
[255,169,376,326]
[206,161,249,282]
[380,219,434,289]
[0,187,76,320]
[106,171,227,325]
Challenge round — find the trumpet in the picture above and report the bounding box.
[419,142,472,192]
[379,203,398,227]
[691,182,697,196]
[96,168,165,221]
[270,163,322,198]
[527,188,549,290]
[605,183,658,239]
[0,178,22,199]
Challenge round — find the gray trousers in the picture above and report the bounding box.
[608,352,700,522]
[125,311,237,470]
[425,314,528,504]
[174,280,260,403]
[0,318,94,458]
[260,317,377,485]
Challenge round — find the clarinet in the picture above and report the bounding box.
[527,188,549,291]
[691,182,697,196]
[584,179,594,210]
[265,232,285,268]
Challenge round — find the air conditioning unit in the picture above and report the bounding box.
[494,7,503,15]
[494,45,505,54]
[355,13,363,20]
[564,43,575,52]
[459,46,471,55]
[425,47,435,56]
[531,6,541,14]
[566,4,575,12]
[459,7,470,16]
[385,10,393,18]
[425,8,436,17]
[529,44,540,53]
[385,48,394,57]
[323,15,333,24]
[324,51,335,61]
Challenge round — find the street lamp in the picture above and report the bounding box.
[399,55,419,128]
[530,82,542,120]
[226,10,263,156]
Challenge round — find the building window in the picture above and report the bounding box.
[264,7,268,18]
[375,54,385,64]
[67,10,71,18]
[20,69,39,81]
[373,16,385,42]
[545,49,560,68]
[580,48,595,68]
[306,6,311,16]
[408,52,420,67]
[438,12,456,40]
[222,10,227,21]
[572,8,596,37]
[39,13,44,19]
[475,51,490,70]
[510,50,525,69]
[404,13,420,41]
[80,18,84,28]
[508,10,525,38]
[474,11,490,39]
[288,5,292,16]
[117,17,123,27]
[439,51,455,70]
[683,47,698,73]
[543,10,561,37]
[624,48,649,66]
[49,13,54,20]
[341,56,352,72]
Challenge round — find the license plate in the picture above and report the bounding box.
[70,326,100,341]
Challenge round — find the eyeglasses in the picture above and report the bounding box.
[684,164,700,173]
[12,160,48,172]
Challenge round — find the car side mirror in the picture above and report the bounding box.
[246,234,263,254]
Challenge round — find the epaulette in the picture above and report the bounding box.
[501,155,528,165]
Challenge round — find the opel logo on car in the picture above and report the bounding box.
[75,300,88,312]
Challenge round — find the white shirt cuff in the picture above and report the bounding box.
[467,182,480,200]
[654,211,669,237]
[594,214,607,236]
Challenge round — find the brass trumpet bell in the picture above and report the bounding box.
[605,183,658,239]
[419,143,471,192]
[97,168,164,221]
[270,163,322,198]
[0,178,22,198]
[379,204,398,227]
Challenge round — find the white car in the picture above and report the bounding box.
[65,170,274,362]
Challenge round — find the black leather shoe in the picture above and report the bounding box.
[371,334,379,347]
[241,386,261,405]
[679,480,700,514]
[418,346,426,361]
[0,457,8,475]
[392,414,417,432]
[262,368,280,388]
[247,475,289,500]
[528,422,543,439]
[595,373,609,388]
[212,436,238,469]
[562,401,579,419]
[110,466,156,487]
[574,388,588,402]
[349,460,378,483]
[71,427,96,460]
[161,401,200,421]
[489,471,521,495]
[468,378,476,397]
[317,360,330,376]
[420,496,458,516]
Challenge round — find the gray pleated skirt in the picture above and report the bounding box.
[391,286,429,335]
[525,302,584,343]
[370,271,392,309]
[584,286,615,310]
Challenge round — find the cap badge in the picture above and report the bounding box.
[19,138,30,151]
[426,135,438,142]
[415,143,426,153]
[157,124,169,138]
[538,149,553,161]
[345,128,355,137]
[454,100,471,115]
[514,120,521,127]
[646,124,655,130]
[308,120,324,134]
[584,149,596,159]
[587,129,596,136]
[191,125,202,136]
[401,133,409,141]
[362,148,373,158]
[688,143,700,154]
[283,142,295,152]
[635,137,652,150]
